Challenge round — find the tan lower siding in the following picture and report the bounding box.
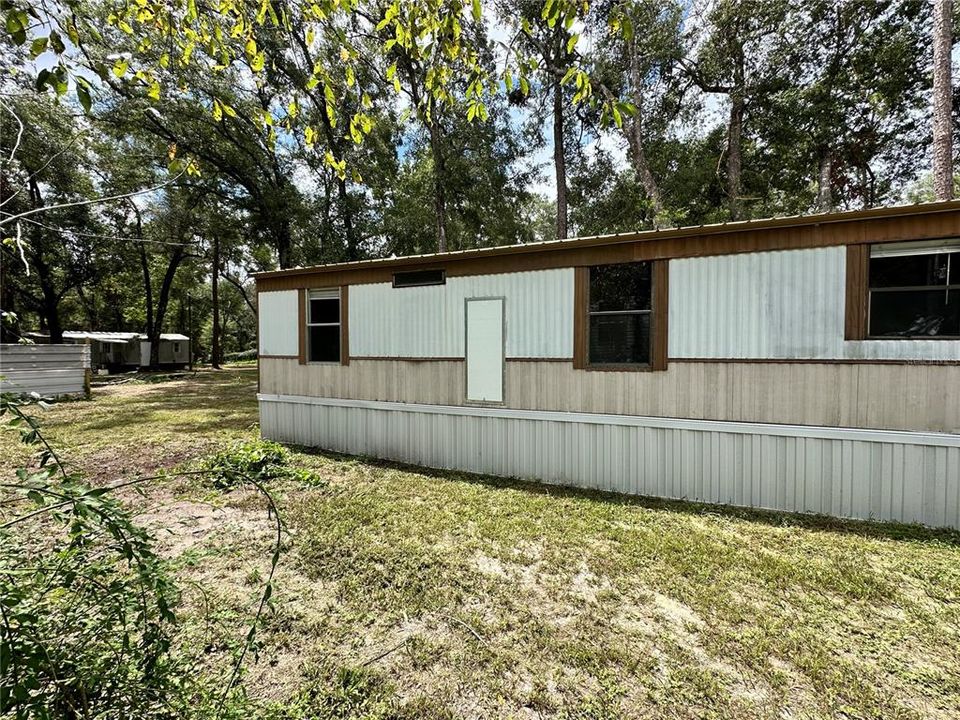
[259,357,960,433]
[260,357,465,405]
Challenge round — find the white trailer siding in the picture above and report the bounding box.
[258,290,299,356]
[0,344,90,397]
[349,269,574,359]
[259,394,960,529]
[669,246,960,361]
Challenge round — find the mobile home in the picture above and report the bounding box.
[255,202,960,529]
[56,331,190,371]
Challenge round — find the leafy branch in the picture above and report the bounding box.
[0,395,289,718]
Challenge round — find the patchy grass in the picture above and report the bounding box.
[3,369,960,718]
[0,368,258,481]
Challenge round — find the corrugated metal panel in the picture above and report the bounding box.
[258,290,299,356]
[669,246,960,361]
[260,394,960,529]
[350,269,574,358]
[669,247,848,359]
[0,344,89,397]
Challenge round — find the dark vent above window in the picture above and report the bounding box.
[393,269,446,288]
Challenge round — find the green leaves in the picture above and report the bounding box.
[0,394,179,717]
[4,7,29,45]
[211,97,237,122]
[29,36,47,57]
[75,77,93,113]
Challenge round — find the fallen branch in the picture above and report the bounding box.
[430,611,487,645]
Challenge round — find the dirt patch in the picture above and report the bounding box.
[471,552,509,578]
[136,499,243,557]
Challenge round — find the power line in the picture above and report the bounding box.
[12,215,197,247]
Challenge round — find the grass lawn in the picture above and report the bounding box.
[2,368,960,719]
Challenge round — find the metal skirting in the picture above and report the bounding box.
[259,394,960,529]
[0,344,90,397]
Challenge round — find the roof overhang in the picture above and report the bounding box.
[254,200,960,283]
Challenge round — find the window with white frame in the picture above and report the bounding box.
[869,240,960,338]
[307,288,341,362]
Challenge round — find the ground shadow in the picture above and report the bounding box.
[286,444,960,548]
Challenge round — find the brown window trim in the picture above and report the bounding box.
[845,245,869,340]
[574,260,668,372]
[299,286,350,366]
[850,241,960,340]
[297,288,307,364]
[340,285,350,366]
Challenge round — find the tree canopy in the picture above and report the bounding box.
[1,0,954,360]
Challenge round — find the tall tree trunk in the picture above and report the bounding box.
[0,253,16,343]
[317,97,359,260]
[44,300,62,344]
[135,214,154,341]
[428,120,448,252]
[627,122,664,225]
[933,0,954,200]
[32,251,63,344]
[553,77,568,239]
[276,218,293,269]
[816,152,833,212]
[149,248,186,368]
[626,41,664,226]
[338,176,358,260]
[211,235,221,369]
[726,93,744,220]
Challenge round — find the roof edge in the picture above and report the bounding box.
[254,200,960,281]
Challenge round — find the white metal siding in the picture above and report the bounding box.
[349,269,574,358]
[669,246,960,361]
[260,394,960,529]
[0,344,90,397]
[258,290,299,356]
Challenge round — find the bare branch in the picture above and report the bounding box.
[0,98,24,165]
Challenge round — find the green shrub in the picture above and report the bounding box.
[0,394,181,718]
[201,439,323,489]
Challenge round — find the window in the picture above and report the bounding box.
[307,288,341,362]
[868,241,960,338]
[173,342,181,353]
[588,262,652,365]
[393,269,446,288]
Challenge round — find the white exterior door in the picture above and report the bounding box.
[465,298,504,403]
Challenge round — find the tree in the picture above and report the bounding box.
[0,95,100,342]
[933,0,954,200]
[378,94,539,254]
[682,0,789,220]
[759,0,929,212]
[502,0,581,238]
[591,0,686,226]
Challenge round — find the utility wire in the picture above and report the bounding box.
[14,215,197,247]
